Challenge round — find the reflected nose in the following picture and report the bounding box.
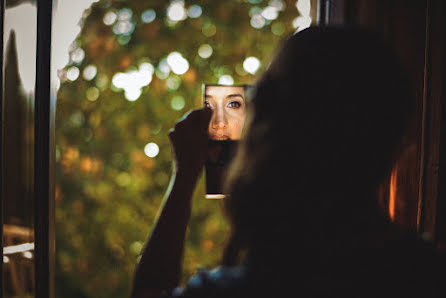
[211,109,227,128]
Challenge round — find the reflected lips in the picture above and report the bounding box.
[211,135,229,140]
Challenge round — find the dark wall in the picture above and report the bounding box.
[327,0,446,247]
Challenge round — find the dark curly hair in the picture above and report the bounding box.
[221,26,414,266]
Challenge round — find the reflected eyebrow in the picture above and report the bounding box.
[226,93,245,100]
[204,93,245,100]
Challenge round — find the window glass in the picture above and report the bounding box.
[2,1,37,297]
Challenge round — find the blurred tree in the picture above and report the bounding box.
[55,0,300,297]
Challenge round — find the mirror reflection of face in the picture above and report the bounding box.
[204,85,246,140]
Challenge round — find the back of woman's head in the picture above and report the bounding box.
[223,26,413,263]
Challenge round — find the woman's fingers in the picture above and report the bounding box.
[171,107,212,136]
[197,107,213,134]
[168,107,213,173]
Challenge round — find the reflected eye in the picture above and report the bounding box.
[204,100,213,109]
[227,101,242,109]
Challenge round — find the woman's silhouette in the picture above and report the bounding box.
[131,26,445,298]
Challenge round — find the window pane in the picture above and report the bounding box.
[2,1,37,297]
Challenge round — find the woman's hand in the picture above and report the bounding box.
[169,107,213,178]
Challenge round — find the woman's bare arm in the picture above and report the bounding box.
[131,108,212,298]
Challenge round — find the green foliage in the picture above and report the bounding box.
[55,1,299,297]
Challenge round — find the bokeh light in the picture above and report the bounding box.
[202,22,216,37]
[198,44,213,59]
[269,0,285,11]
[140,62,154,73]
[116,172,131,187]
[83,64,97,81]
[156,59,170,79]
[141,9,156,23]
[293,0,312,31]
[218,75,234,85]
[187,5,202,18]
[130,241,143,255]
[67,66,80,81]
[166,76,182,91]
[113,20,134,35]
[71,47,85,64]
[69,111,85,127]
[117,35,131,45]
[166,52,189,75]
[144,142,159,158]
[95,74,108,90]
[112,8,135,38]
[262,6,279,20]
[250,14,266,29]
[167,0,187,22]
[118,8,132,21]
[103,11,117,25]
[271,21,285,35]
[292,16,312,31]
[170,95,185,111]
[22,251,33,259]
[249,6,262,17]
[243,56,261,74]
[86,87,100,102]
[125,88,141,101]
[112,62,154,101]
[296,0,310,15]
